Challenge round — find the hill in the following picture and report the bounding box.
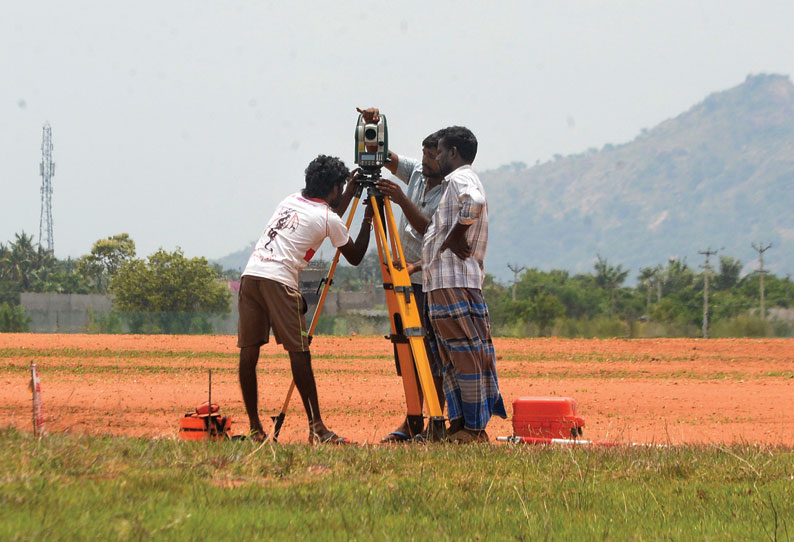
[216,75,794,281]
[214,241,255,272]
[484,73,794,281]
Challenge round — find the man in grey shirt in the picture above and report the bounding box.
[360,108,445,441]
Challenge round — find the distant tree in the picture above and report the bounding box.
[714,255,742,291]
[109,248,231,333]
[650,259,699,328]
[594,255,629,317]
[333,251,381,291]
[659,258,694,296]
[528,292,565,335]
[0,232,75,300]
[77,233,136,293]
[211,263,241,282]
[511,268,606,320]
[0,232,40,290]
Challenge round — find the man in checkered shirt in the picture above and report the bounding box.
[422,126,507,443]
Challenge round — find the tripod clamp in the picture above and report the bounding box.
[316,276,332,296]
[383,283,412,303]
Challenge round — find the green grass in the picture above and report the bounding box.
[4,362,787,381]
[1,428,792,541]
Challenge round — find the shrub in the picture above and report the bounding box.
[0,302,30,332]
[84,311,124,334]
[712,315,773,338]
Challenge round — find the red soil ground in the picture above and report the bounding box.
[2,334,793,445]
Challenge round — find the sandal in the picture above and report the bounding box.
[309,430,356,445]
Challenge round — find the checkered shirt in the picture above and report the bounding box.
[421,165,488,292]
[394,155,443,284]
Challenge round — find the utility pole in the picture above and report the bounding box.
[39,123,55,253]
[752,242,772,320]
[655,265,663,303]
[507,263,525,302]
[699,248,718,338]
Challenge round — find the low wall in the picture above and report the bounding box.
[19,285,387,334]
[20,293,113,333]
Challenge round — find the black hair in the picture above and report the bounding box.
[422,130,442,149]
[439,126,478,163]
[302,155,350,199]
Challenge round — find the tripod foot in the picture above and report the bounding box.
[270,413,286,443]
[407,415,424,437]
[427,417,447,441]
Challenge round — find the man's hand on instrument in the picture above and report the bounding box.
[356,107,380,124]
[375,179,407,207]
[347,168,363,188]
[406,261,421,275]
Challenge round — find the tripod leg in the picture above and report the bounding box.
[382,198,445,417]
[371,195,445,439]
[371,212,424,425]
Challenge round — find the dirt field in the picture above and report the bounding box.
[2,334,793,445]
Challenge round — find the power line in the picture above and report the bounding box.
[698,247,719,338]
[751,241,772,321]
[507,263,525,302]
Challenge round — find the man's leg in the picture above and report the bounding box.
[239,345,265,438]
[288,350,330,438]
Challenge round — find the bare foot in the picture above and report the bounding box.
[249,427,266,442]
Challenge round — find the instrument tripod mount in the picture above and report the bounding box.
[270,168,446,442]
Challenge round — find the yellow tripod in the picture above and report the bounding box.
[270,177,446,441]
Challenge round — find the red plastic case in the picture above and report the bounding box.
[178,402,232,441]
[512,396,585,439]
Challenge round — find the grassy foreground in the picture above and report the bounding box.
[1,428,792,541]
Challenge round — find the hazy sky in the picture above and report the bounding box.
[3,1,793,263]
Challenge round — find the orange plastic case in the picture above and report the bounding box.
[178,402,232,441]
[512,396,585,439]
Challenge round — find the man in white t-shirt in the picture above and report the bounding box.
[238,155,373,444]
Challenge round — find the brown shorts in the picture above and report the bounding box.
[237,276,309,352]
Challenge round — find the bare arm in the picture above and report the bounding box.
[374,179,431,235]
[439,176,483,260]
[338,201,374,265]
[440,222,472,260]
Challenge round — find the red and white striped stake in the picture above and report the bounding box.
[30,362,43,436]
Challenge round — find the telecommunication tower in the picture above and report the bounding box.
[39,122,55,253]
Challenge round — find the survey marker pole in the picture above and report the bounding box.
[30,362,43,437]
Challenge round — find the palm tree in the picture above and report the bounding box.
[1,232,59,292]
[594,254,629,318]
[8,233,37,290]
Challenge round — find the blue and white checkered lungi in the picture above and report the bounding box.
[426,287,507,430]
